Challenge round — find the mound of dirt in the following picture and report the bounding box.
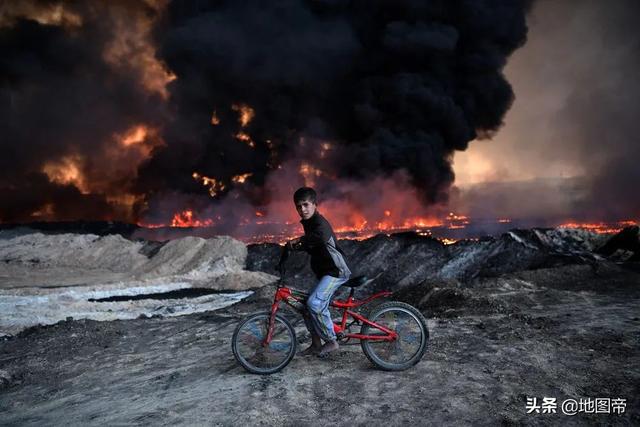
[0,233,272,288]
[0,233,276,335]
[247,227,624,294]
[0,233,148,272]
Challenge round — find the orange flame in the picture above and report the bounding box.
[42,155,89,194]
[557,221,637,234]
[120,125,148,147]
[211,110,220,125]
[102,2,175,99]
[440,238,458,245]
[170,210,214,228]
[235,132,256,148]
[299,163,323,187]
[232,103,255,127]
[231,173,253,184]
[192,172,226,197]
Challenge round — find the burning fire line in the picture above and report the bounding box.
[137,211,638,248]
[557,220,638,234]
[170,210,213,228]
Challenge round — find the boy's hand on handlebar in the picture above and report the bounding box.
[286,237,302,250]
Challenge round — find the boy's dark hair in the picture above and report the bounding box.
[293,187,317,204]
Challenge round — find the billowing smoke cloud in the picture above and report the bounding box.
[557,0,640,220]
[0,0,170,222]
[140,0,531,214]
[451,0,640,223]
[1,0,532,228]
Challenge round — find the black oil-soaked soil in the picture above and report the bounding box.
[1,264,639,426]
[88,288,240,302]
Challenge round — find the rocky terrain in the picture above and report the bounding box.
[0,226,639,425]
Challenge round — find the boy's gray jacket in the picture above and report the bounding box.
[294,212,351,280]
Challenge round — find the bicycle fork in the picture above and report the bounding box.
[262,300,280,347]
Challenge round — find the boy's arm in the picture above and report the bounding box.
[286,228,327,252]
[298,227,329,251]
[286,236,307,251]
[276,237,306,273]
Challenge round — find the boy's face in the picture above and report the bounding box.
[295,198,317,220]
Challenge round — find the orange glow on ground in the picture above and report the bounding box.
[170,210,214,228]
[557,221,637,234]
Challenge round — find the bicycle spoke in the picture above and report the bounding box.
[233,314,295,373]
[365,308,424,365]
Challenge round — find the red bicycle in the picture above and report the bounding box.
[231,272,429,374]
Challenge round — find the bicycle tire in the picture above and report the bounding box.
[360,301,429,371]
[232,312,297,375]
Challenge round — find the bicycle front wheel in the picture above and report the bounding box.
[231,312,297,374]
[360,301,429,371]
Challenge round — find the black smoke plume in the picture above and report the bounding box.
[142,0,532,209]
[0,1,168,222]
[449,0,640,225]
[1,0,532,225]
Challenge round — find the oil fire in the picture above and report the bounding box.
[192,172,253,197]
[299,163,323,187]
[102,1,176,99]
[192,172,226,197]
[235,132,256,148]
[231,173,253,184]
[557,221,637,234]
[170,210,214,228]
[231,104,255,127]
[119,125,148,147]
[42,155,89,194]
[211,110,220,125]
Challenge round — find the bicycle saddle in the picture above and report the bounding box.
[343,275,368,288]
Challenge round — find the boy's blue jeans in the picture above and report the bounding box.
[304,275,350,342]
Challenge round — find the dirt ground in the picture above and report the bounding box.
[1,263,639,426]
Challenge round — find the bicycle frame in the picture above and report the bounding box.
[263,281,397,346]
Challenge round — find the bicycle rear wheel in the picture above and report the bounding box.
[231,312,297,374]
[360,301,429,371]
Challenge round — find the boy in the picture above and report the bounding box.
[277,187,351,357]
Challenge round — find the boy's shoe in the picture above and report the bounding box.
[317,340,339,358]
[299,344,321,356]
